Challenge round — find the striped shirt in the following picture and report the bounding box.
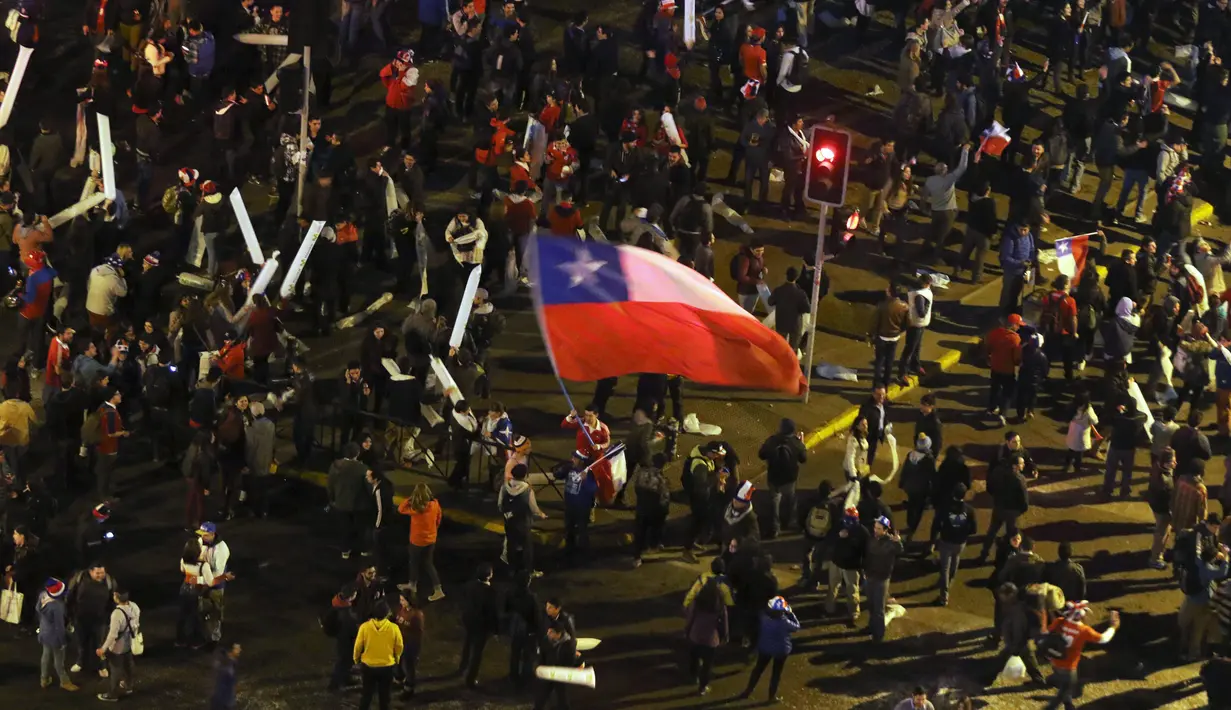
[1172,475,1208,532]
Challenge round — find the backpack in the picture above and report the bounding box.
[161,186,180,214]
[1038,293,1064,335]
[680,452,706,492]
[1026,582,1066,613]
[787,49,809,86]
[770,441,797,475]
[972,92,990,131]
[805,503,833,538]
[1175,532,1207,595]
[81,409,103,445]
[319,606,340,637]
[728,252,745,282]
[676,197,706,234]
[1035,625,1070,659]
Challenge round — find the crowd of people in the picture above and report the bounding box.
[0,0,1230,704]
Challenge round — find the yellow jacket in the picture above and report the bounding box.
[353,618,404,667]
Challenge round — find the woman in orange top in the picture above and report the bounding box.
[397,484,445,602]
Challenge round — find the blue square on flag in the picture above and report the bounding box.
[536,238,629,306]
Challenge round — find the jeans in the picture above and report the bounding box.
[689,644,716,689]
[825,565,860,617]
[136,158,153,208]
[1102,447,1135,496]
[1114,168,1150,219]
[40,645,68,683]
[937,541,964,600]
[768,482,797,535]
[744,653,787,698]
[1043,667,1081,710]
[988,372,1016,414]
[633,510,667,557]
[359,664,394,710]
[95,452,117,500]
[872,338,898,388]
[1179,596,1217,659]
[176,587,205,645]
[407,543,441,591]
[75,617,106,671]
[898,326,924,378]
[980,508,1021,557]
[1151,512,1172,563]
[866,576,889,641]
[743,163,770,206]
[999,272,1026,314]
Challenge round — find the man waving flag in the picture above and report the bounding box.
[529,235,807,395]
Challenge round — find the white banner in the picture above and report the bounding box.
[96,114,116,200]
[230,187,265,265]
[0,46,33,129]
[449,267,483,349]
[279,220,325,298]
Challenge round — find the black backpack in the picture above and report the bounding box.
[771,441,796,474]
[1035,626,1069,659]
[788,49,809,87]
[729,252,745,282]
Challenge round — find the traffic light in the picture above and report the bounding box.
[805,126,852,207]
[824,207,861,258]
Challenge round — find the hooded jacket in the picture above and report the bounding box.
[37,590,68,647]
[733,245,766,295]
[379,62,417,111]
[759,419,807,486]
[327,457,371,513]
[198,192,228,233]
[498,479,543,533]
[353,617,404,667]
[86,263,128,316]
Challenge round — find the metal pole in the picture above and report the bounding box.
[295,47,312,217]
[802,205,827,404]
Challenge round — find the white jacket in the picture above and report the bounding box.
[844,434,869,478]
[86,264,128,316]
[1065,406,1100,452]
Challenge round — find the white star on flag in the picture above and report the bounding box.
[558,249,607,287]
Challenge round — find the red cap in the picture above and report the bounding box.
[751,27,767,41]
[694,96,707,110]
[1007,314,1024,326]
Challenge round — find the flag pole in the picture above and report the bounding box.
[553,374,599,450]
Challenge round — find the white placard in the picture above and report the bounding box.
[96,114,117,200]
[449,267,483,349]
[234,33,289,46]
[278,220,325,299]
[684,0,696,45]
[230,187,265,265]
[0,46,33,129]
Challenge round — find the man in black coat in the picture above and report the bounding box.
[768,267,809,352]
[459,562,501,688]
[567,100,599,205]
[758,418,807,538]
[856,386,890,465]
[534,624,581,709]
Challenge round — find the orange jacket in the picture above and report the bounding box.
[987,327,1022,374]
[398,498,442,546]
[215,341,247,380]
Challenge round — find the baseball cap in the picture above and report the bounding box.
[196,522,217,535]
[1007,314,1024,327]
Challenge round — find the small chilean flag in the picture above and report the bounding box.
[980,121,1012,157]
[1055,233,1091,285]
[530,235,807,395]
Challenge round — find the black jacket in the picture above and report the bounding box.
[913,411,943,457]
[986,464,1029,513]
[759,425,807,486]
[461,579,501,634]
[768,282,809,338]
[1043,559,1087,602]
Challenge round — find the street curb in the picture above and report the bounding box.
[800,274,1003,452]
[285,469,555,544]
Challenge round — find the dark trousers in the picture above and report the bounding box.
[176,587,205,645]
[509,631,536,687]
[506,530,534,575]
[743,653,787,698]
[930,209,957,253]
[1090,165,1115,217]
[75,618,106,671]
[248,475,275,518]
[95,453,117,501]
[960,229,990,281]
[897,326,924,378]
[534,681,570,710]
[743,162,770,207]
[330,633,356,690]
[1000,272,1026,314]
[338,510,362,555]
[690,644,716,689]
[980,507,1021,557]
[872,338,897,388]
[186,480,207,530]
[1017,383,1039,418]
[904,493,927,537]
[600,183,630,232]
[459,629,488,685]
[1043,667,1081,710]
[633,510,667,556]
[564,507,590,561]
[293,409,315,462]
[988,372,1015,414]
[359,664,394,710]
[384,107,413,152]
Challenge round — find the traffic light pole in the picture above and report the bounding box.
[802,205,827,404]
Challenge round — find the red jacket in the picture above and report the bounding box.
[987,327,1022,375]
[379,63,416,111]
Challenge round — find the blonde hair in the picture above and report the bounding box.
[410,483,433,513]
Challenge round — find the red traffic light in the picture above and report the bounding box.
[806,127,852,207]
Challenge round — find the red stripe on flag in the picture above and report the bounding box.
[540,301,807,395]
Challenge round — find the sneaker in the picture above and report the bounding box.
[632,558,642,568]
[997,415,1007,427]
[70,664,82,673]
[98,693,119,702]
[396,583,416,592]
[99,669,109,679]
[41,677,52,689]
[530,570,545,579]
[699,685,711,696]
[1148,559,1167,570]
[61,681,79,692]
[341,551,351,560]
[428,588,446,602]
[1135,214,1149,224]
[360,550,373,557]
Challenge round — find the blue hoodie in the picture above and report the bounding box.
[186,31,216,77]
[36,592,68,648]
[562,468,598,512]
[756,609,801,657]
[999,225,1037,277]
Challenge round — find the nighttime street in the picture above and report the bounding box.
[0,0,1229,707]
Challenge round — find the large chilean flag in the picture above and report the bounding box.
[529,235,807,395]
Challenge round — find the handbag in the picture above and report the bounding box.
[0,582,22,624]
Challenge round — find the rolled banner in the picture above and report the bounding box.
[264,52,302,93]
[0,46,33,130]
[429,356,462,406]
[246,250,281,306]
[449,266,483,350]
[230,187,265,265]
[335,291,393,330]
[279,220,325,299]
[684,0,696,45]
[534,665,596,689]
[48,193,106,228]
[575,638,601,652]
[384,174,398,215]
[234,33,290,46]
[96,114,117,200]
